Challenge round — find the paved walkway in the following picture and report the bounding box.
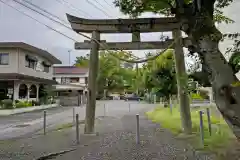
[0,110,216,159]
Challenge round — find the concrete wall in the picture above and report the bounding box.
[18,49,53,80]
[0,48,54,80]
[54,74,87,86]
[0,48,18,73]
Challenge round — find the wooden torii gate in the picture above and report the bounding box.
[67,14,192,134]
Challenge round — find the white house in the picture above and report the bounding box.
[53,66,88,106]
[0,42,61,102]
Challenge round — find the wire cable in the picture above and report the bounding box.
[9,0,177,63]
[85,0,112,18]
[91,0,113,15]
[54,0,93,18]
[21,0,155,55]
[21,0,69,25]
[11,0,91,40]
[102,0,113,8]
[0,0,78,42]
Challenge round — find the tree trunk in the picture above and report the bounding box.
[173,29,192,134]
[173,0,240,139]
[198,35,240,138]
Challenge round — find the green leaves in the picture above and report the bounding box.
[228,51,240,74]
[113,0,174,16]
[214,8,234,24]
[74,56,89,67]
[114,0,234,25]
[141,49,177,98]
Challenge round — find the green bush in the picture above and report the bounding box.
[2,99,13,109]
[15,101,32,108]
[39,97,48,105]
[14,100,20,104]
[15,101,25,108]
[32,100,40,106]
[190,93,204,100]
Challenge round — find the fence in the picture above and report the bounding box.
[39,101,141,145]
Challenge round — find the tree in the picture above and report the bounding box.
[140,50,177,102]
[114,0,240,139]
[74,55,89,67]
[75,51,137,97]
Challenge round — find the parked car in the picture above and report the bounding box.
[124,94,142,101]
[120,94,125,100]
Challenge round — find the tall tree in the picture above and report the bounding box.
[114,0,240,138]
[74,55,89,67]
[75,51,137,96]
[141,50,177,101]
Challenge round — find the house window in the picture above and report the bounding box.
[61,77,70,84]
[42,61,51,73]
[0,53,9,65]
[70,77,79,83]
[85,77,88,84]
[43,66,49,72]
[25,55,37,69]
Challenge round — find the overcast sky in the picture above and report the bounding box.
[0,0,239,65]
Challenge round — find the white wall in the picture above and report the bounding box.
[54,74,88,86]
[53,73,88,78]
[18,49,54,80]
[0,48,18,73]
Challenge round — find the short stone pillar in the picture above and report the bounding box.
[36,84,40,101]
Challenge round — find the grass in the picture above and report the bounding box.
[146,106,235,153]
[55,123,74,131]
[54,120,85,131]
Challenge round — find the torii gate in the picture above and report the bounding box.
[66,14,192,134]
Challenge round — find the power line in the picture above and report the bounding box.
[102,0,113,8]
[16,0,152,47]
[4,0,175,63]
[11,0,91,40]
[91,0,113,14]
[21,0,69,25]
[85,0,112,18]
[0,0,78,42]
[54,0,93,18]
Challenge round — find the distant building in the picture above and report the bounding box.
[0,42,61,101]
[53,66,88,106]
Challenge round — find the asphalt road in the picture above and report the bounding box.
[0,100,155,140]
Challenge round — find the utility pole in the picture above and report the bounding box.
[68,50,71,65]
[172,29,192,134]
[84,31,100,134]
[136,63,139,95]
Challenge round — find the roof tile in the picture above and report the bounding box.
[53,66,88,74]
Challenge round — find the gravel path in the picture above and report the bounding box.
[0,103,216,160]
[58,114,215,160]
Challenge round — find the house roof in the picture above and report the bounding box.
[0,73,57,84]
[53,66,88,75]
[0,42,62,64]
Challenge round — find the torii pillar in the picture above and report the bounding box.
[85,31,100,133]
[66,13,191,134]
